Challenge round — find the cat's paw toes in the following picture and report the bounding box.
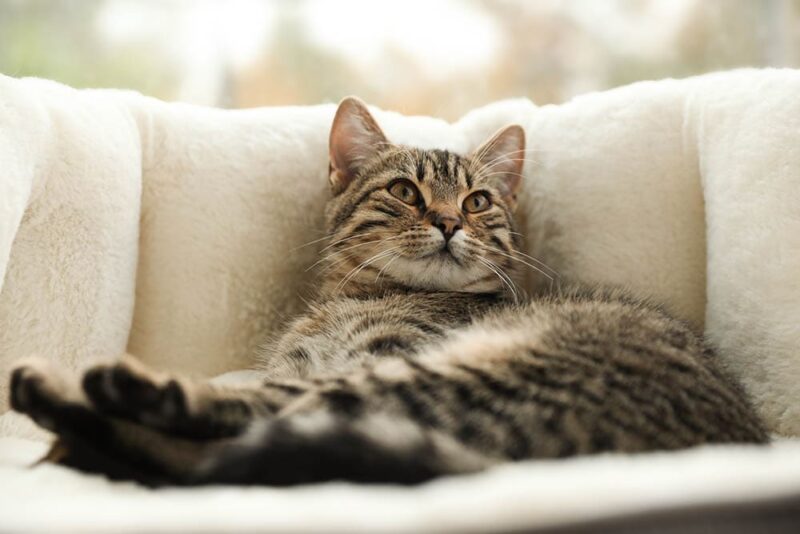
[83,360,158,411]
[10,364,45,413]
[82,359,189,427]
[9,362,70,431]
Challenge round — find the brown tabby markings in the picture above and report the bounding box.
[9,97,766,487]
[319,145,523,299]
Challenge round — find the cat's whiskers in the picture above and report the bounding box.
[468,132,504,175]
[473,147,550,170]
[471,164,533,185]
[308,237,390,273]
[476,256,520,303]
[479,240,559,278]
[300,233,386,271]
[494,262,522,304]
[291,232,339,252]
[471,148,546,182]
[374,252,401,284]
[509,249,559,277]
[461,239,519,299]
[475,150,532,170]
[479,243,556,282]
[468,143,516,176]
[318,234,371,254]
[320,230,395,254]
[471,169,527,181]
[335,247,402,295]
[311,235,401,274]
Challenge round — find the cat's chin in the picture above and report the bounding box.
[421,248,463,266]
[381,253,491,293]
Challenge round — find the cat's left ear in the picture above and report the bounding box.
[471,125,525,210]
[329,96,389,195]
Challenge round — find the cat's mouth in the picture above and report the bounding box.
[403,229,468,269]
[424,246,463,267]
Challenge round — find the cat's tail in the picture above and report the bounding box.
[193,410,494,486]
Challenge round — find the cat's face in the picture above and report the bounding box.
[322,97,525,295]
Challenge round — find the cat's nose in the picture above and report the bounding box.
[432,213,463,242]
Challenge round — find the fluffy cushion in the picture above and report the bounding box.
[1,69,799,436]
[1,435,799,532]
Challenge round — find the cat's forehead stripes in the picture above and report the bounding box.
[402,149,473,201]
[328,142,510,235]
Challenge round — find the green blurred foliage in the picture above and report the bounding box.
[0,0,177,97]
[1,0,798,119]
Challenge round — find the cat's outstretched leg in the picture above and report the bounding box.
[11,358,493,486]
[80,356,310,439]
[10,359,219,485]
[194,409,492,486]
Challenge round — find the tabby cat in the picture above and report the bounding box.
[9,97,766,487]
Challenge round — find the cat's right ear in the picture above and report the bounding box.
[329,97,389,195]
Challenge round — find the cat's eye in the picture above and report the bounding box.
[463,192,491,213]
[388,179,420,205]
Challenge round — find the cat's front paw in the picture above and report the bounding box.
[10,359,81,433]
[82,358,190,429]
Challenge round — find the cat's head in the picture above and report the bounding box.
[321,97,525,297]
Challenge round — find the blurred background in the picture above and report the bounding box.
[1,0,798,120]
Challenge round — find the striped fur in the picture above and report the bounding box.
[318,143,524,298]
[9,97,767,487]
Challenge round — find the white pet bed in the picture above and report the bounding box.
[1,69,800,532]
[2,434,800,532]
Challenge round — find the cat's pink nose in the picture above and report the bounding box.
[432,213,463,242]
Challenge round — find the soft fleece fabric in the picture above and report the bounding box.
[0,434,799,533]
[2,69,799,434]
[1,69,800,532]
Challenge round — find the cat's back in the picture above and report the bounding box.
[419,285,768,453]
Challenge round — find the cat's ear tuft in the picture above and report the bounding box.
[471,125,525,210]
[329,97,389,195]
